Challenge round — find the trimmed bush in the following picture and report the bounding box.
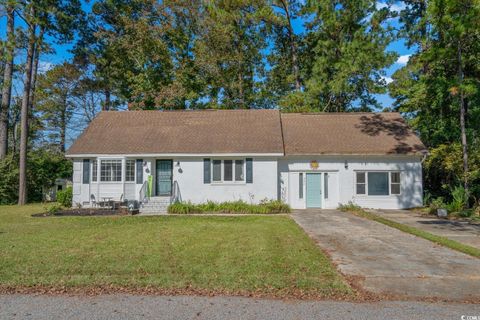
[337,201,362,212]
[57,186,73,207]
[168,199,290,214]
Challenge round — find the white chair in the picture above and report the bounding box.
[90,194,97,207]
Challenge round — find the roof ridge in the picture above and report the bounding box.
[281,112,400,115]
[107,109,279,113]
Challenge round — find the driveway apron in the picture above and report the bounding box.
[292,209,480,301]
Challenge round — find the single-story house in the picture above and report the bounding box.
[66,110,427,212]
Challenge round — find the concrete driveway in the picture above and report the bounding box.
[292,209,480,301]
[372,209,480,249]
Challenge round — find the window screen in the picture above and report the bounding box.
[235,160,244,181]
[356,172,366,195]
[390,172,401,195]
[224,160,233,181]
[212,160,221,182]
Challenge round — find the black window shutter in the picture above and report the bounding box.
[82,159,90,184]
[246,158,253,183]
[136,159,143,184]
[203,158,211,184]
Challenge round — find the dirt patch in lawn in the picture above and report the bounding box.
[31,208,134,217]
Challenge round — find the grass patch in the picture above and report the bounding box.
[0,204,350,298]
[339,204,480,259]
[168,200,291,214]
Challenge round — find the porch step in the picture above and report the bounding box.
[140,197,170,215]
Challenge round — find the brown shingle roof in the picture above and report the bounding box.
[66,109,284,155]
[281,112,427,155]
[67,110,426,156]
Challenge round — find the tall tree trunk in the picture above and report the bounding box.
[104,89,111,111]
[457,42,469,197]
[279,0,301,90]
[0,4,15,159]
[29,28,43,115]
[18,20,36,205]
[60,95,67,152]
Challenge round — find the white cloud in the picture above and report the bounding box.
[381,76,393,84]
[396,54,411,65]
[38,61,54,74]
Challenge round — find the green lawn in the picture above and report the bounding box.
[0,204,352,298]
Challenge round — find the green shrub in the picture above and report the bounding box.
[56,186,73,207]
[44,203,62,215]
[168,199,290,214]
[428,197,446,215]
[337,201,362,212]
[447,185,468,213]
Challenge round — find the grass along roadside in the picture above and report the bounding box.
[339,204,480,259]
[0,204,352,299]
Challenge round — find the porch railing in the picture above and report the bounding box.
[139,180,149,204]
[170,180,181,204]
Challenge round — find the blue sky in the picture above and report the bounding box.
[1,0,414,110]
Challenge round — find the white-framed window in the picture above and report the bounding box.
[324,173,329,199]
[92,160,98,182]
[211,159,245,183]
[125,160,135,182]
[299,173,303,199]
[390,172,401,195]
[234,160,244,181]
[100,160,122,182]
[356,171,401,196]
[356,172,366,195]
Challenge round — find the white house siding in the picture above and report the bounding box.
[279,156,423,210]
[72,159,83,206]
[168,157,278,204]
[72,157,150,207]
[72,156,278,207]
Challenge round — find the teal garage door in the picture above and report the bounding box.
[306,173,322,208]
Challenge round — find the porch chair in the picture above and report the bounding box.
[90,194,97,207]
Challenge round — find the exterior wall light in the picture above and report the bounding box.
[344,160,348,170]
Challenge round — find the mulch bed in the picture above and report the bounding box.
[32,207,134,217]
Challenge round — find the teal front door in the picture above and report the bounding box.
[156,160,172,196]
[306,173,322,208]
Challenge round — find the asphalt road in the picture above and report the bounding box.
[1,294,479,320]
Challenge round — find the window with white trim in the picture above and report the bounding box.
[100,160,122,182]
[390,172,401,195]
[299,173,303,199]
[125,160,135,182]
[324,173,329,199]
[235,160,244,181]
[92,160,98,182]
[356,172,366,195]
[212,160,221,182]
[356,171,401,196]
[211,159,245,183]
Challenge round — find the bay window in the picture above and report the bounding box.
[125,160,135,182]
[92,160,98,182]
[100,160,122,182]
